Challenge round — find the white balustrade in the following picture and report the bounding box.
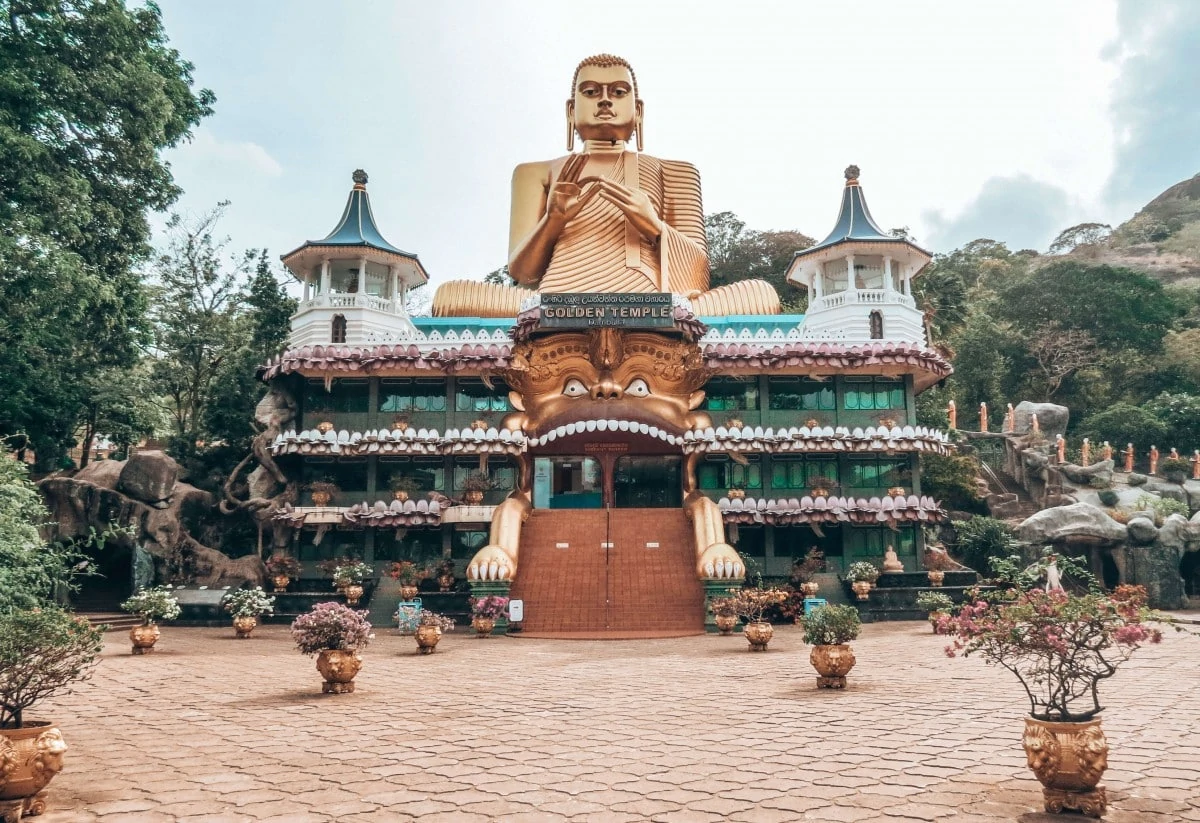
[811,290,914,312]
[298,292,400,314]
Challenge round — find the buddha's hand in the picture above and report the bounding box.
[546,180,601,226]
[586,177,664,242]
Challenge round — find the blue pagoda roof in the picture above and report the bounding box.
[283,170,417,261]
[797,166,930,258]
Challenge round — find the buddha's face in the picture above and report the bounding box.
[570,63,639,144]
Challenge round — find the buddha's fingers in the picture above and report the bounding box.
[558,154,587,184]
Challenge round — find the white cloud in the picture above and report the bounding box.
[185,129,283,178]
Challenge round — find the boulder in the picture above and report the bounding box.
[1014,401,1069,438]
[1185,480,1200,512]
[117,450,179,505]
[1017,502,1127,546]
[1142,481,1187,503]
[1125,515,1200,610]
[255,386,297,430]
[1059,459,1114,488]
[1043,493,1078,508]
[1127,473,1147,486]
[1126,516,1159,544]
[75,459,123,489]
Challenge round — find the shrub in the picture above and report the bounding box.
[800,604,862,645]
[264,554,301,577]
[1097,489,1120,507]
[290,602,372,655]
[387,560,428,585]
[789,549,826,585]
[120,586,181,625]
[469,595,509,619]
[709,597,738,618]
[417,610,456,631]
[919,452,985,512]
[954,516,1022,573]
[331,560,373,587]
[729,588,789,622]
[1135,494,1189,525]
[1077,403,1170,454]
[223,587,275,618]
[916,591,955,614]
[1159,457,1191,479]
[844,562,881,584]
[0,608,105,728]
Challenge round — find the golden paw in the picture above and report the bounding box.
[698,544,745,580]
[467,546,515,581]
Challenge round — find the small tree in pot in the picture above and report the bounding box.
[223,587,276,638]
[790,548,825,596]
[414,610,456,654]
[120,586,181,654]
[461,471,493,505]
[265,554,301,592]
[800,604,862,689]
[290,602,373,694]
[844,562,881,600]
[469,595,509,637]
[729,588,788,651]
[916,591,955,633]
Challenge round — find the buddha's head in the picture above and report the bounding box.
[567,54,643,151]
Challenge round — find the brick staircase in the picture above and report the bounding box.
[510,508,706,639]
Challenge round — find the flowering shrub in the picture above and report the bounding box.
[941,584,1172,721]
[0,607,104,728]
[916,591,954,614]
[290,602,372,655]
[417,610,456,631]
[265,554,301,577]
[470,595,509,619]
[331,560,373,587]
[790,549,826,584]
[387,560,428,585]
[709,597,738,619]
[800,604,861,646]
[729,588,789,623]
[121,585,181,625]
[844,562,881,584]
[223,587,275,618]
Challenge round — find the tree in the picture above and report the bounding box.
[704,213,813,311]
[76,365,161,468]
[0,0,212,469]
[1026,326,1103,401]
[148,205,252,457]
[1048,223,1112,255]
[483,265,512,286]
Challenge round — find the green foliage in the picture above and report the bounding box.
[1159,457,1191,477]
[919,452,984,512]
[0,0,212,468]
[0,607,104,728]
[800,604,861,645]
[1147,393,1200,451]
[916,591,955,614]
[704,212,813,309]
[0,456,87,611]
[1048,223,1112,255]
[223,587,275,618]
[844,562,880,584]
[954,516,1021,574]
[1077,403,1170,454]
[1134,495,1189,524]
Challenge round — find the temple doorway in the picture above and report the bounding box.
[532,454,683,509]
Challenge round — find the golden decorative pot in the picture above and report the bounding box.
[726,418,744,429]
[851,581,873,601]
[415,625,442,654]
[129,623,160,655]
[927,570,946,587]
[272,574,290,593]
[464,490,485,505]
[315,649,362,694]
[437,574,455,592]
[810,487,829,498]
[392,490,409,502]
[713,614,738,635]
[887,486,906,497]
[317,421,334,434]
[727,488,745,500]
[928,611,945,634]
[810,643,857,689]
[0,723,67,816]
[344,584,364,606]
[800,582,819,597]
[310,491,332,507]
[391,419,409,432]
[472,617,496,638]
[805,418,821,429]
[743,621,773,651]
[398,585,419,601]
[1022,717,1108,817]
[232,615,257,639]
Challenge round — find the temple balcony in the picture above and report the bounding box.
[809,288,916,312]
[287,289,418,348]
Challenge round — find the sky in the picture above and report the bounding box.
[153,0,1200,292]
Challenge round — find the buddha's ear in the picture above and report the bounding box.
[565,100,575,151]
[635,99,645,152]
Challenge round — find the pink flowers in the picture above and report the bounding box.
[940,584,1175,722]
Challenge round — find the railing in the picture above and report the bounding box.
[811,290,915,311]
[299,292,398,314]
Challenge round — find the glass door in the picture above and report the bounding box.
[612,456,682,508]
[533,457,603,509]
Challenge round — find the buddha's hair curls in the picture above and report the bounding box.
[570,54,639,99]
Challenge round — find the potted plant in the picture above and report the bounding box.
[223,587,276,638]
[1159,457,1190,484]
[709,597,739,635]
[800,604,862,689]
[461,471,493,505]
[391,415,410,432]
[790,548,826,597]
[916,591,955,633]
[387,560,428,600]
[923,550,952,587]
[305,479,339,507]
[414,610,456,654]
[119,585,181,654]
[0,608,103,816]
[844,562,881,600]
[434,558,456,592]
[331,560,373,606]
[290,602,373,694]
[388,474,421,502]
[729,588,788,651]
[942,581,1174,816]
[265,554,302,592]
[726,480,746,500]
[469,595,509,637]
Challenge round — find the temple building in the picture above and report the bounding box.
[259,161,951,636]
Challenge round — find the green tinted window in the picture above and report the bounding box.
[843,377,905,411]
[768,377,835,411]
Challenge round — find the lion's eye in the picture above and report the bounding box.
[625,378,650,397]
[563,379,588,397]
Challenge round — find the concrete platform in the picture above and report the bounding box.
[35,621,1200,822]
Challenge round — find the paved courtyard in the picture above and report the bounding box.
[35,620,1200,823]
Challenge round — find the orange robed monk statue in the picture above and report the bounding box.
[432,54,781,317]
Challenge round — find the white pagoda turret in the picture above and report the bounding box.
[786,166,930,344]
[281,169,428,347]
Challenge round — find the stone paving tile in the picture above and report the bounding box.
[29,622,1200,822]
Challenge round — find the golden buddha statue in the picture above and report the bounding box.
[432,54,781,317]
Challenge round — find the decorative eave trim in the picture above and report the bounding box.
[719,494,945,526]
[269,427,528,457]
[683,424,950,455]
[702,341,952,378]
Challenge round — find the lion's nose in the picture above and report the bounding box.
[590,380,623,400]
